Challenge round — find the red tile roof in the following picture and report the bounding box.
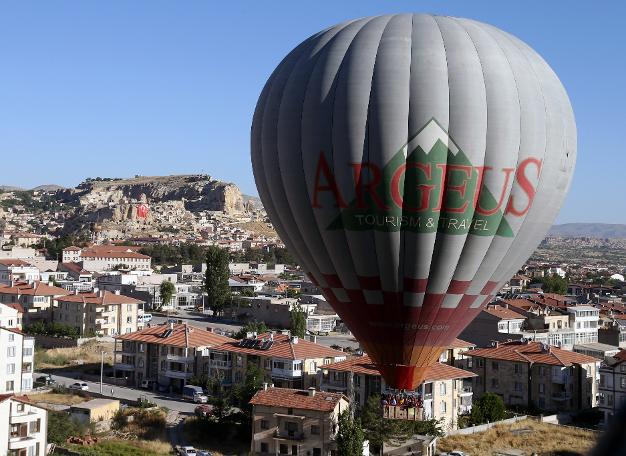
[214,333,345,361]
[249,387,346,412]
[81,246,149,260]
[0,281,70,297]
[613,350,626,362]
[4,303,24,314]
[115,323,233,348]
[483,304,526,320]
[322,355,476,381]
[56,290,143,305]
[59,262,92,275]
[463,341,598,366]
[448,338,476,349]
[0,259,31,267]
[62,246,81,252]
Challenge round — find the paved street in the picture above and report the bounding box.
[37,371,198,413]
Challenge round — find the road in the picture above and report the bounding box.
[40,371,198,413]
[150,310,360,350]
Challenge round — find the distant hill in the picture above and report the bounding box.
[32,184,65,191]
[0,185,24,192]
[549,223,626,239]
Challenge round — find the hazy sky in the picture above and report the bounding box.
[0,1,624,224]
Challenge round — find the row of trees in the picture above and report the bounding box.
[25,321,80,339]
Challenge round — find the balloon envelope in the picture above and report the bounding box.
[251,14,576,389]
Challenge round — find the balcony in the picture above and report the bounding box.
[552,373,570,384]
[383,406,425,421]
[459,386,473,396]
[165,370,193,379]
[210,359,232,368]
[272,368,302,379]
[9,436,37,450]
[273,430,305,441]
[166,354,195,362]
[552,391,571,401]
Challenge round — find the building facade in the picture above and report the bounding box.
[461,340,599,412]
[0,282,70,324]
[598,351,626,425]
[0,328,34,394]
[54,290,144,336]
[0,395,48,456]
[319,354,475,431]
[249,386,349,456]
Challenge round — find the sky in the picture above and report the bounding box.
[0,1,624,224]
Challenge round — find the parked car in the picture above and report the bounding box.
[194,404,213,418]
[441,452,468,456]
[142,313,153,322]
[36,374,56,386]
[182,385,208,403]
[69,382,89,391]
[176,446,197,456]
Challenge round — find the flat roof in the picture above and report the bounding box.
[573,342,620,352]
[70,398,119,410]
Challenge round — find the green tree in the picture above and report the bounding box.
[539,274,568,294]
[47,411,87,444]
[290,303,307,339]
[232,362,269,417]
[205,246,231,316]
[337,410,365,456]
[234,321,269,339]
[159,280,176,308]
[470,392,507,425]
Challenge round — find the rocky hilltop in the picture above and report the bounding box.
[59,174,245,214]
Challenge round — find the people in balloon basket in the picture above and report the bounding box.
[381,391,424,412]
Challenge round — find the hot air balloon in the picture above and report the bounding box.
[251,14,576,390]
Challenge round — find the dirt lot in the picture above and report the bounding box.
[438,419,599,456]
[35,340,114,370]
[29,391,88,406]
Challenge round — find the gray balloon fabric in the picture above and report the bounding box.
[251,13,576,389]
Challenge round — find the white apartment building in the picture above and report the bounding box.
[0,261,40,286]
[566,306,600,345]
[0,304,22,330]
[0,396,48,456]
[0,328,34,393]
[62,246,151,274]
[598,351,626,424]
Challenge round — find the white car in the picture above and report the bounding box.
[442,452,468,456]
[177,446,197,456]
[69,382,89,391]
[142,313,153,322]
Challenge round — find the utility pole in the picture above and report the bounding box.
[100,351,106,394]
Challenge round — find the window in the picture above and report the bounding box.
[260,443,269,453]
[280,444,288,454]
[8,334,14,342]
[492,361,499,371]
[477,358,484,368]
[514,364,522,374]
[260,419,269,430]
[311,425,320,435]
[6,380,14,391]
[7,364,15,374]
[491,378,499,389]
[440,400,446,413]
[313,449,321,456]
[7,346,15,357]
[514,382,523,392]
[29,419,40,433]
[539,383,545,394]
[621,377,626,389]
[291,445,298,455]
[440,383,447,395]
[23,348,32,356]
[467,358,473,368]
[16,403,24,412]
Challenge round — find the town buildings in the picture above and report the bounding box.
[249,386,349,456]
[0,281,70,324]
[54,290,144,336]
[319,354,475,431]
[62,246,151,274]
[598,351,626,424]
[113,323,233,391]
[0,260,40,286]
[209,333,346,390]
[0,328,34,393]
[460,340,599,412]
[0,395,48,456]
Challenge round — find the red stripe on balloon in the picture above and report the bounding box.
[358,276,382,289]
[447,280,470,294]
[481,281,498,295]
[404,278,428,293]
[322,274,343,288]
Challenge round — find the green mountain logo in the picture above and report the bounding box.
[327,119,514,237]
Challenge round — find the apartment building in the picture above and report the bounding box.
[319,354,475,431]
[0,261,39,286]
[249,386,349,456]
[0,395,48,456]
[54,290,144,336]
[0,281,70,324]
[208,333,346,390]
[113,323,234,391]
[0,303,23,330]
[62,246,151,274]
[460,304,526,346]
[566,306,600,344]
[598,318,626,349]
[0,328,34,393]
[598,351,626,424]
[461,340,599,412]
